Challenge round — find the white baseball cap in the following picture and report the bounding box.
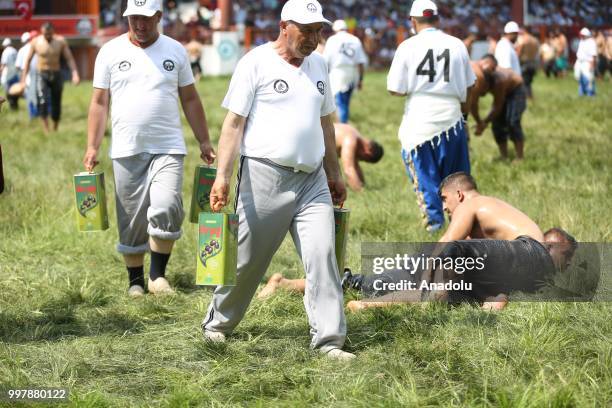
[410,0,438,17]
[332,19,348,32]
[21,31,30,44]
[280,0,331,25]
[2,38,11,47]
[504,21,520,34]
[123,0,162,17]
[580,27,592,37]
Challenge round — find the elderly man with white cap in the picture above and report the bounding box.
[83,0,216,297]
[1,38,19,110]
[575,28,597,97]
[387,0,475,233]
[322,19,368,123]
[202,0,353,360]
[495,21,521,76]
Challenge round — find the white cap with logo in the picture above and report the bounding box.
[123,0,162,17]
[21,31,30,44]
[504,21,520,34]
[2,38,11,47]
[410,0,438,17]
[332,19,348,32]
[281,0,331,25]
[579,27,592,37]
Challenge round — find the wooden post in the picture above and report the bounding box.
[511,0,524,25]
[75,0,99,80]
[76,0,99,14]
[397,26,406,46]
[244,26,252,50]
[219,0,232,31]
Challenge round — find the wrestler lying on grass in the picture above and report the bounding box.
[258,172,578,311]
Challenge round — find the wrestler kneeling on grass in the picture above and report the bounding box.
[258,172,577,311]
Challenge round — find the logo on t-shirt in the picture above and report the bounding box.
[306,3,317,13]
[135,0,146,6]
[274,79,289,94]
[340,43,355,58]
[317,81,325,95]
[163,59,175,71]
[118,61,132,72]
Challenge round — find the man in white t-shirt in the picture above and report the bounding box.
[83,0,215,297]
[495,21,521,76]
[575,27,597,97]
[387,0,475,233]
[15,31,39,119]
[202,0,353,360]
[1,38,19,110]
[323,19,368,123]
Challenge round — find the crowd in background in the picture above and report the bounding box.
[230,0,514,66]
[527,0,610,28]
[10,0,612,77]
[95,1,611,59]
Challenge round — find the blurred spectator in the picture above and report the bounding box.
[540,34,559,78]
[99,0,611,69]
[517,28,540,99]
[607,29,612,77]
[575,27,597,96]
[594,30,608,79]
[323,19,368,123]
[1,38,19,110]
[185,35,203,81]
[528,1,610,28]
[15,31,40,119]
[495,22,521,76]
[552,29,569,76]
[21,23,80,133]
[230,0,513,64]
[100,0,120,28]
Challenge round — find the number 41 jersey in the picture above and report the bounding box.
[387,28,476,152]
[387,28,475,102]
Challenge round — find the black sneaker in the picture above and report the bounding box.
[341,268,364,292]
[341,268,352,290]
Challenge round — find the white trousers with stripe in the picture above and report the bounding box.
[202,157,347,351]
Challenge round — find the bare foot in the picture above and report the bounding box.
[41,118,50,134]
[481,294,508,311]
[481,301,507,311]
[257,273,283,299]
[347,300,366,313]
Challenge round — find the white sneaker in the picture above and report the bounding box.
[203,330,226,343]
[148,277,175,295]
[325,348,356,360]
[127,285,145,298]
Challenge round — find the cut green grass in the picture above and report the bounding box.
[0,73,610,406]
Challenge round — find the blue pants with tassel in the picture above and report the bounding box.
[401,121,471,231]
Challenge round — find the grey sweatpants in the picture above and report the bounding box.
[112,153,185,254]
[203,157,347,351]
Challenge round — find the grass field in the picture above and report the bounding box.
[0,72,611,407]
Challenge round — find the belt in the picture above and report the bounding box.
[246,156,319,174]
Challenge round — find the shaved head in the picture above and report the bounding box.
[439,172,478,196]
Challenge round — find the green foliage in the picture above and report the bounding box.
[0,74,610,406]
